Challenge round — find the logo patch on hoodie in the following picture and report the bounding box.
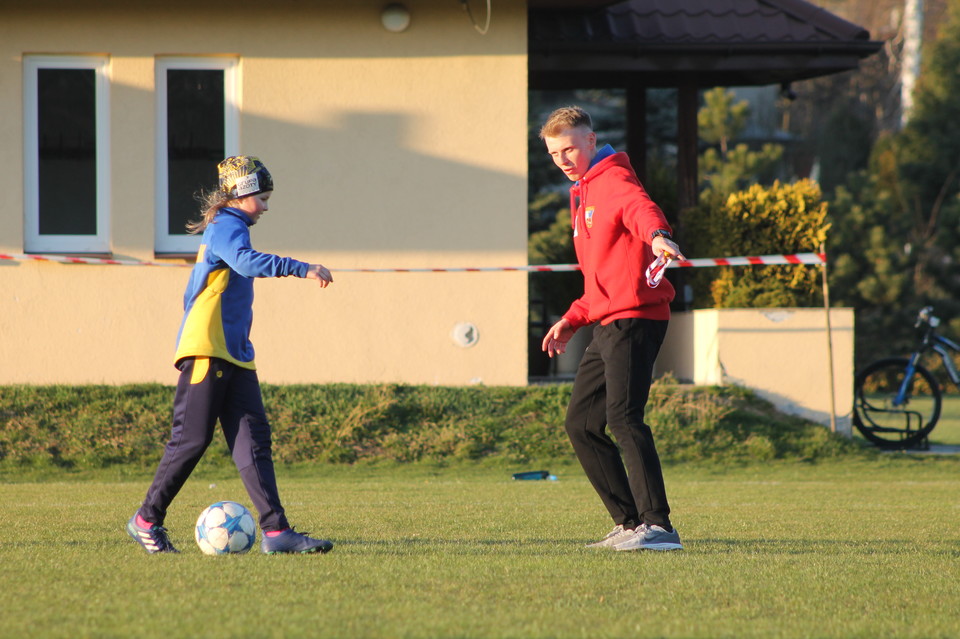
[585,207,595,229]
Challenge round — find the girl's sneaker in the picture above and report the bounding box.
[126,514,179,553]
[261,528,334,554]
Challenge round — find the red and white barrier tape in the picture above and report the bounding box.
[332,265,583,273]
[670,253,826,268]
[0,252,826,272]
[0,252,190,268]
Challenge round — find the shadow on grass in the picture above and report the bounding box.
[329,537,960,558]
[11,536,960,560]
[688,538,960,556]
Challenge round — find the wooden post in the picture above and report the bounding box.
[677,83,699,211]
[626,84,647,183]
[673,83,699,311]
[821,243,839,434]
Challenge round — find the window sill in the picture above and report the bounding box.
[153,253,197,262]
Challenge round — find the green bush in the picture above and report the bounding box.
[0,380,866,472]
[646,382,858,462]
[681,179,830,308]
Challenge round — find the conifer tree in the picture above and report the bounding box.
[830,0,960,364]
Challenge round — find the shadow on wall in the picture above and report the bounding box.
[247,109,527,256]
[103,78,526,260]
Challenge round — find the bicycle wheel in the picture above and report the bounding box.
[853,357,942,449]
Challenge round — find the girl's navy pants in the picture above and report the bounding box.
[139,356,289,532]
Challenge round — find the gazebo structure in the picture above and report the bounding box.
[528,0,884,209]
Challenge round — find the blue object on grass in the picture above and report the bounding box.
[512,471,556,480]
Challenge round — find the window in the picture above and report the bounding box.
[155,57,238,254]
[23,56,110,253]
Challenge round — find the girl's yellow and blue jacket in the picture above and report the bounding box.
[174,208,309,370]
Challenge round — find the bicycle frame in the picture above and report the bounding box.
[894,310,960,406]
[932,335,960,386]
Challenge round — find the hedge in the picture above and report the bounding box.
[0,380,866,471]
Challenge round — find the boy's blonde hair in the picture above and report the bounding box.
[539,106,593,139]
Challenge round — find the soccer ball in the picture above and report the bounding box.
[195,501,257,555]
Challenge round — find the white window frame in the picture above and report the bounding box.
[155,57,239,254]
[23,55,111,254]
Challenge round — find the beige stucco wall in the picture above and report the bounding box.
[0,0,529,385]
[657,308,855,434]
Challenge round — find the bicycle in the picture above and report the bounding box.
[853,306,960,449]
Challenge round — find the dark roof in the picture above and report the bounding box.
[529,0,884,88]
[528,0,619,7]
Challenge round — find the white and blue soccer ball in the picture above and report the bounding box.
[195,501,256,555]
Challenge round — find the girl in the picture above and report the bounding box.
[127,156,335,554]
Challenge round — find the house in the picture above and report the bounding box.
[1,0,532,385]
[0,0,879,390]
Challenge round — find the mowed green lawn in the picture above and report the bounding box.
[2,459,959,639]
[929,394,960,446]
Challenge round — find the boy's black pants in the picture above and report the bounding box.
[139,356,289,532]
[564,318,672,530]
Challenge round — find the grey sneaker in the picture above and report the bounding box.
[614,524,683,551]
[586,524,637,548]
[126,514,179,554]
[261,528,333,554]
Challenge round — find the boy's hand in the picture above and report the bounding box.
[542,317,575,358]
[652,236,685,261]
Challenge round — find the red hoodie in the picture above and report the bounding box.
[562,152,675,330]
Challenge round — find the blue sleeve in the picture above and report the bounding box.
[209,216,309,278]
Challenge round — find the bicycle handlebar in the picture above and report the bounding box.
[916,306,940,329]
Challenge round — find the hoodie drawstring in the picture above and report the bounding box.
[570,182,591,239]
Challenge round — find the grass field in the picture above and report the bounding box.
[929,395,960,445]
[2,457,959,639]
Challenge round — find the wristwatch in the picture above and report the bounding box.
[651,229,672,241]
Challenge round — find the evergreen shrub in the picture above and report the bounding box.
[682,179,830,308]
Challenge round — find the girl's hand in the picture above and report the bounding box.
[306,264,333,288]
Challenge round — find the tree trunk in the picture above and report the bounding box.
[901,0,924,127]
